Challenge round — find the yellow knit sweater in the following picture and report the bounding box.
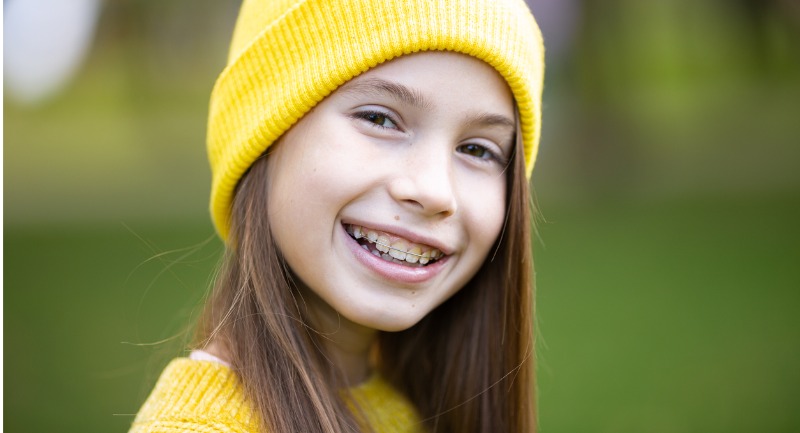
[129,358,424,433]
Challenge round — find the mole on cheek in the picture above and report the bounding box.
[394,215,400,221]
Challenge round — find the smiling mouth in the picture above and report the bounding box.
[345,224,444,267]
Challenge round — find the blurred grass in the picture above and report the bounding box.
[5,222,222,433]
[534,196,800,432]
[4,197,799,432]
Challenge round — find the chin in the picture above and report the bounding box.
[347,304,429,333]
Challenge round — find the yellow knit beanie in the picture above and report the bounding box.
[208,0,545,240]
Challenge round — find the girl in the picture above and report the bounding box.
[129,0,544,432]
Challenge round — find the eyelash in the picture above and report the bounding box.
[457,143,506,165]
[351,109,400,131]
[351,109,508,166]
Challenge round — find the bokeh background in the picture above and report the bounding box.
[4,0,799,431]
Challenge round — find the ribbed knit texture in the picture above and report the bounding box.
[129,358,424,433]
[207,0,545,240]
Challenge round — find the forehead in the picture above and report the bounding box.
[336,51,515,116]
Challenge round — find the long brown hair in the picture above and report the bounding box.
[196,132,536,432]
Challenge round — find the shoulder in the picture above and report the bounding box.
[128,358,258,433]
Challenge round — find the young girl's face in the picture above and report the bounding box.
[266,52,514,332]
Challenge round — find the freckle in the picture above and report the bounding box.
[411,291,416,295]
[394,215,400,221]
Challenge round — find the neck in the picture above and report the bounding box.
[299,286,378,385]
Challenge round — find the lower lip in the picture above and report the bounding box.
[341,226,448,284]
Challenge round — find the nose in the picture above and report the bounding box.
[388,144,458,217]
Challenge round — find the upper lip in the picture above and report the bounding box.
[341,219,454,255]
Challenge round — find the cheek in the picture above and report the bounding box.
[479,198,507,250]
[267,137,349,210]
[461,177,508,256]
[265,165,329,292]
[281,128,374,196]
[264,129,363,265]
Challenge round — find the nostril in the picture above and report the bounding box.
[388,177,457,217]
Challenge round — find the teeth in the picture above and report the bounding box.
[367,230,379,243]
[389,241,408,260]
[376,235,390,253]
[347,224,445,266]
[420,250,430,265]
[406,246,421,264]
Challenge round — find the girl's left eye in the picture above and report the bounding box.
[457,143,498,161]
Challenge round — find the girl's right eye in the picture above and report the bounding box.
[351,110,399,130]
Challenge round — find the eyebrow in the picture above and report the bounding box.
[340,77,516,136]
[462,112,515,133]
[339,77,433,110]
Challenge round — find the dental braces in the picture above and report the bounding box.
[370,239,427,259]
[353,234,448,260]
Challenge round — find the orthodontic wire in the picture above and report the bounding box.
[372,239,427,259]
[351,232,436,259]
[348,224,438,260]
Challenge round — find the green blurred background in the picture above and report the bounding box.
[4,0,799,431]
